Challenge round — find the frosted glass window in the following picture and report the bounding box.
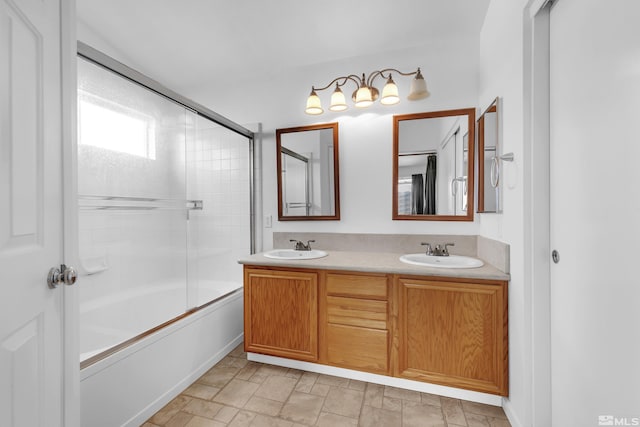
[78,93,156,159]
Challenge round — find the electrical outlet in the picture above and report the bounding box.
[265,215,272,228]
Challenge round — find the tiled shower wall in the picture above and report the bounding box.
[187,116,251,306]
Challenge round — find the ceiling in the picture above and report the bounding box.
[77,0,490,96]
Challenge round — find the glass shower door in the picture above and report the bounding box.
[77,57,188,361]
[77,54,252,364]
[186,115,251,308]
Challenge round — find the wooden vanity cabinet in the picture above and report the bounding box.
[243,265,508,396]
[244,267,318,361]
[395,276,508,395]
[323,272,390,375]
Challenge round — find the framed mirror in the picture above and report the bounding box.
[393,108,475,221]
[477,98,499,213]
[276,123,340,221]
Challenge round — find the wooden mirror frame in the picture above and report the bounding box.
[392,108,475,221]
[276,122,340,221]
[477,98,499,213]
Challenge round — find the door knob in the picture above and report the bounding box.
[47,264,77,289]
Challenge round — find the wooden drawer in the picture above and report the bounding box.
[327,324,389,374]
[327,296,387,329]
[326,273,388,299]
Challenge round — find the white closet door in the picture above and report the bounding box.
[550,0,640,425]
[0,0,68,425]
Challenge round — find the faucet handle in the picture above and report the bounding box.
[421,242,433,255]
[289,239,314,251]
[443,243,455,256]
[290,239,304,250]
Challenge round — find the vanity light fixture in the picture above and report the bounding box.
[305,68,429,115]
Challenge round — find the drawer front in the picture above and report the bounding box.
[327,324,389,374]
[327,296,387,329]
[326,273,388,299]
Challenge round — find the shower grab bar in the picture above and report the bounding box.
[79,195,171,202]
[78,195,203,211]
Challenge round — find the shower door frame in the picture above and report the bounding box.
[281,147,311,216]
[76,43,257,369]
[77,42,257,255]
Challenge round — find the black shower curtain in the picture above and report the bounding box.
[411,174,424,215]
[424,154,437,214]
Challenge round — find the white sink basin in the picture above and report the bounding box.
[263,249,328,260]
[399,253,484,269]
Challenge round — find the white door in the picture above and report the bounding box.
[550,0,640,425]
[0,0,72,426]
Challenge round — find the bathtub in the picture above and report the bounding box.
[79,282,244,427]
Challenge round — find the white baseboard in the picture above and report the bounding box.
[248,352,504,407]
[501,399,523,427]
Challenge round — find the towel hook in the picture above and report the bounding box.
[490,152,515,188]
[499,152,514,162]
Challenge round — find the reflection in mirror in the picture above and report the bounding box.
[478,98,499,212]
[393,108,475,221]
[276,123,340,220]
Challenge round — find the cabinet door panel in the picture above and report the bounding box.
[327,324,389,374]
[398,278,508,395]
[244,269,318,361]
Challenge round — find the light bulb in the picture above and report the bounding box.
[407,69,430,100]
[329,85,348,112]
[305,89,323,115]
[354,86,373,108]
[381,75,400,105]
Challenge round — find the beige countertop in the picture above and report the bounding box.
[238,250,510,281]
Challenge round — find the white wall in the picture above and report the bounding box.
[78,22,484,242]
[477,1,531,426]
[179,39,483,248]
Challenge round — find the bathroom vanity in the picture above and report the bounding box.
[240,248,509,397]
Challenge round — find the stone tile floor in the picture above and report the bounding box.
[143,344,511,427]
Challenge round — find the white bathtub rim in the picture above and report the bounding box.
[80,281,241,359]
[80,288,243,380]
[80,282,180,314]
[80,279,239,314]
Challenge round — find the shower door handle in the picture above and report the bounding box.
[47,264,78,289]
[186,200,203,210]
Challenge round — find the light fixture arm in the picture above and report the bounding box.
[311,74,362,92]
[365,68,421,88]
[312,69,421,93]
[305,67,428,115]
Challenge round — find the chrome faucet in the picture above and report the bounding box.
[421,242,434,255]
[421,242,455,256]
[290,239,315,251]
